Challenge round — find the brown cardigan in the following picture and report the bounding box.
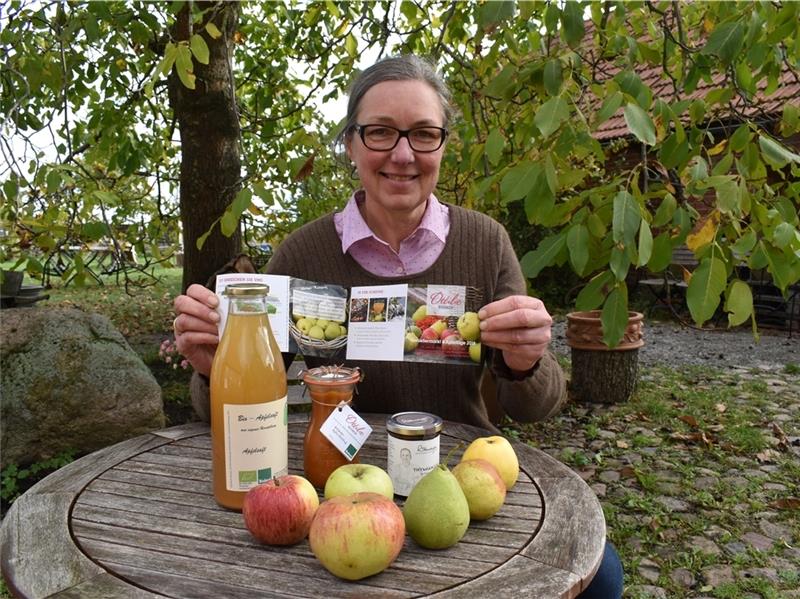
[191,204,567,431]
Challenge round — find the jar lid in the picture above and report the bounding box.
[224,283,269,296]
[386,411,443,436]
[302,365,363,386]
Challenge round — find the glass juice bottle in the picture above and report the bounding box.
[210,283,288,510]
[302,366,362,489]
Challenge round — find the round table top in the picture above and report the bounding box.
[1,413,605,598]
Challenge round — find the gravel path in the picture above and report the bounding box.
[550,319,800,370]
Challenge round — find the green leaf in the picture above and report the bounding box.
[345,33,357,57]
[544,3,559,33]
[567,224,590,275]
[772,223,795,249]
[702,21,745,66]
[587,212,606,238]
[725,280,753,327]
[561,1,585,48]
[731,229,757,258]
[520,232,566,279]
[220,188,252,237]
[716,179,740,215]
[477,0,515,30]
[576,270,614,311]
[648,232,674,272]
[652,193,677,227]
[500,161,539,203]
[485,129,505,165]
[759,135,800,168]
[535,96,569,138]
[595,91,623,127]
[601,285,629,348]
[764,244,793,290]
[485,64,516,98]
[543,59,562,96]
[623,104,656,145]
[612,191,641,246]
[523,168,555,224]
[176,44,195,89]
[637,219,653,266]
[687,257,727,326]
[609,246,631,281]
[196,222,217,250]
[190,34,209,65]
[205,22,222,39]
[729,124,751,152]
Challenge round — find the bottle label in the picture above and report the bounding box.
[319,402,372,460]
[223,397,288,492]
[387,435,440,497]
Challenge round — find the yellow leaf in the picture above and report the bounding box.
[686,211,720,251]
[708,139,728,156]
[205,22,222,39]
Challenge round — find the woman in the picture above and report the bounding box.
[173,55,622,597]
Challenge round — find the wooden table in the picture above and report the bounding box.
[1,414,606,598]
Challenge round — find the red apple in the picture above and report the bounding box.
[309,492,405,580]
[440,328,459,340]
[420,327,440,341]
[442,333,469,358]
[242,475,319,545]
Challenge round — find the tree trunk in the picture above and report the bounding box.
[569,348,639,404]
[169,2,242,291]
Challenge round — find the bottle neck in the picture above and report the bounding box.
[228,296,267,315]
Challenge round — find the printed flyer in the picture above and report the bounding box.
[214,274,483,365]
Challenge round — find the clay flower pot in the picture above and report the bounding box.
[565,310,644,404]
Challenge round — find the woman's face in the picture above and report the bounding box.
[346,80,446,216]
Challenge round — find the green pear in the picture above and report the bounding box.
[402,463,469,549]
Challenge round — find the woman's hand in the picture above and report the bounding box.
[173,284,221,377]
[477,295,553,374]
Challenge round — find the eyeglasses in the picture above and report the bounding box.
[353,124,448,152]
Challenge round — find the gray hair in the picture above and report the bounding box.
[334,55,453,151]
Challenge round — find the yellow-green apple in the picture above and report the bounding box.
[456,311,481,341]
[309,492,405,580]
[461,436,519,490]
[324,322,341,340]
[407,325,422,337]
[242,475,319,545]
[411,304,427,321]
[430,319,448,335]
[404,332,419,353]
[452,459,506,520]
[468,341,481,363]
[316,319,330,330]
[324,464,394,500]
[308,325,325,340]
[339,324,348,337]
[296,318,314,333]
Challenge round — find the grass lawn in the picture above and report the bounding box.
[2,268,798,598]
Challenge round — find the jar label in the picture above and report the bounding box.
[388,436,440,496]
[223,397,288,492]
[320,402,372,460]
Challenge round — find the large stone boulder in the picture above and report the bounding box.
[1,307,165,469]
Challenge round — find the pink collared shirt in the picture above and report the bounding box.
[333,190,450,277]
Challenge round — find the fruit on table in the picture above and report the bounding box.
[452,459,506,520]
[456,311,481,342]
[309,492,405,580]
[324,464,394,500]
[403,463,469,549]
[461,436,519,490]
[242,475,319,545]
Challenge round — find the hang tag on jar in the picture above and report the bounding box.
[320,402,372,460]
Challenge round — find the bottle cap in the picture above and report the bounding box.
[224,283,269,296]
[386,412,443,437]
[302,365,363,386]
